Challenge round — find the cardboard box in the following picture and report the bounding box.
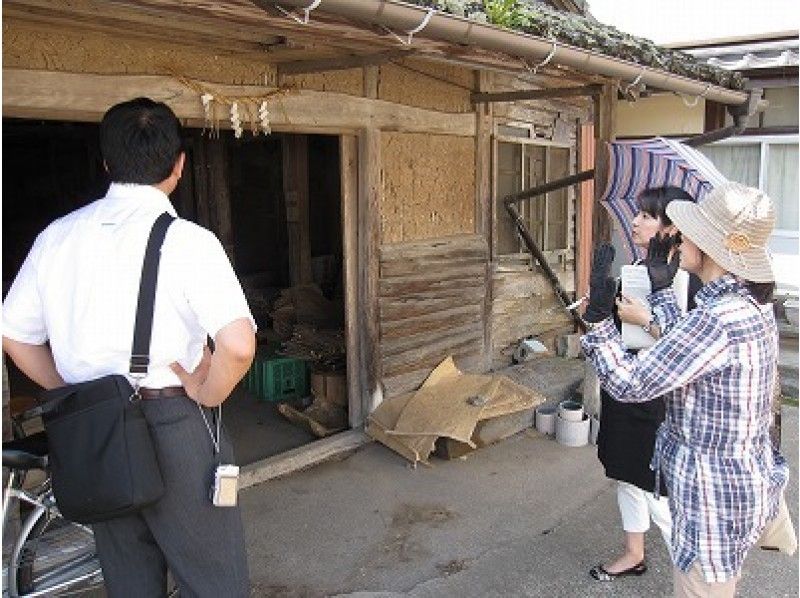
[311,371,347,406]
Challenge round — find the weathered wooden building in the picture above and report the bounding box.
[2,0,756,474]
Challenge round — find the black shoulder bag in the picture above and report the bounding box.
[40,213,174,524]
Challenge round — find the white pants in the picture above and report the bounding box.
[617,481,672,546]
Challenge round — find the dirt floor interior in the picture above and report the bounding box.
[2,119,346,465]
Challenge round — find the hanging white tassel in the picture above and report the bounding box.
[200,93,214,133]
[258,100,271,135]
[230,102,243,139]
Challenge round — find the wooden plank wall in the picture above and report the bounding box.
[379,235,487,398]
[491,257,575,368]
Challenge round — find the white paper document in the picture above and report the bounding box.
[620,265,689,350]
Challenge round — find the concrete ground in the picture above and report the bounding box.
[240,404,799,597]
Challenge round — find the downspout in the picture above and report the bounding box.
[683,88,764,147]
[263,0,753,108]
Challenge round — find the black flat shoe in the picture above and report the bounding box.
[589,561,647,581]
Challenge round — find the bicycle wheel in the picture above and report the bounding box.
[14,507,103,596]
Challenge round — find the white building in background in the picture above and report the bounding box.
[670,31,799,295]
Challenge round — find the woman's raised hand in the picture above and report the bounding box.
[646,233,680,292]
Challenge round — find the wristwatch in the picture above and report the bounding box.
[642,316,658,336]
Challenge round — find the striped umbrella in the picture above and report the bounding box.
[599,137,728,260]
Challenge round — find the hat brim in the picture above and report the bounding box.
[667,200,775,283]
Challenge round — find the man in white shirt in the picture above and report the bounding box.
[3,98,255,597]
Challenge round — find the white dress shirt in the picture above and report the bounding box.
[3,183,255,388]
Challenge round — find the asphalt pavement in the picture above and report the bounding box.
[240,406,798,597]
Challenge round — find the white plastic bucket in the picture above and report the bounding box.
[558,400,584,422]
[535,406,557,436]
[556,413,590,447]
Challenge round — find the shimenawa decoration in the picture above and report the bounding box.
[177,76,295,138]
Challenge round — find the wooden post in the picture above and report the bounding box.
[282,135,313,286]
[577,122,595,299]
[475,70,493,372]
[191,135,211,230]
[363,65,379,100]
[358,128,382,416]
[206,139,235,263]
[340,134,363,427]
[592,82,616,244]
[704,100,727,132]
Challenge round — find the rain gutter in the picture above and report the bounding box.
[262,0,752,107]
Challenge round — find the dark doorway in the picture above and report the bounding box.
[2,119,346,464]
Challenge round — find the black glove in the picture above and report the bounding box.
[584,243,617,323]
[646,233,680,292]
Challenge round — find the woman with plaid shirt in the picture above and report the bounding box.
[581,183,789,597]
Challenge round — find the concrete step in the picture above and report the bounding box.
[779,331,798,398]
[499,356,585,409]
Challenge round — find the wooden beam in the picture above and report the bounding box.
[239,429,370,488]
[340,134,363,427]
[471,84,603,104]
[358,128,383,416]
[279,49,416,77]
[3,70,476,137]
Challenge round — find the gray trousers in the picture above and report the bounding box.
[92,396,249,598]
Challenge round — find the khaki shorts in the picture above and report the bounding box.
[673,563,739,598]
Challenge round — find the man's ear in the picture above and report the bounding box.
[172,152,186,180]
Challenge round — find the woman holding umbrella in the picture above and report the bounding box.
[588,186,700,582]
[581,182,788,596]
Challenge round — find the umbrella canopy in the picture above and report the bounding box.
[599,137,728,260]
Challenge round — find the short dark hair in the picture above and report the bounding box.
[99,97,182,185]
[745,281,775,305]
[637,186,695,226]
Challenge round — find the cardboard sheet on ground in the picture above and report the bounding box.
[367,357,546,464]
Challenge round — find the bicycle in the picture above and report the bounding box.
[3,407,180,598]
[2,423,102,597]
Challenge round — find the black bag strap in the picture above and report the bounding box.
[129,213,175,375]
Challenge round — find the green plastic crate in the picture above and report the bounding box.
[246,356,309,402]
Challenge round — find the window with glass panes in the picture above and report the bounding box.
[699,136,799,242]
[496,140,572,255]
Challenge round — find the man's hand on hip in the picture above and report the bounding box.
[171,318,255,407]
[170,345,212,402]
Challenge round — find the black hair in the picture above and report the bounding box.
[637,186,695,226]
[745,281,775,305]
[99,97,182,185]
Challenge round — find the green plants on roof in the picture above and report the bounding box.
[411,0,744,89]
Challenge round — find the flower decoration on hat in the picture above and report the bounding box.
[724,231,754,254]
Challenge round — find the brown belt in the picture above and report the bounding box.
[138,386,186,400]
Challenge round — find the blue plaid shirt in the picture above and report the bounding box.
[582,274,788,582]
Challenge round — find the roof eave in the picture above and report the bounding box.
[256,0,751,106]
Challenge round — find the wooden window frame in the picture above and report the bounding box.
[492,132,575,262]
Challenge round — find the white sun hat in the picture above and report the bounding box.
[666,182,776,283]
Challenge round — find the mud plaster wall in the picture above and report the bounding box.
[381,132,475,244]
[378,59,473,113]
[4,20,476,107]
[3,19,362,95]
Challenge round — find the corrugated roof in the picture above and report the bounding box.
[407,0,745,89]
